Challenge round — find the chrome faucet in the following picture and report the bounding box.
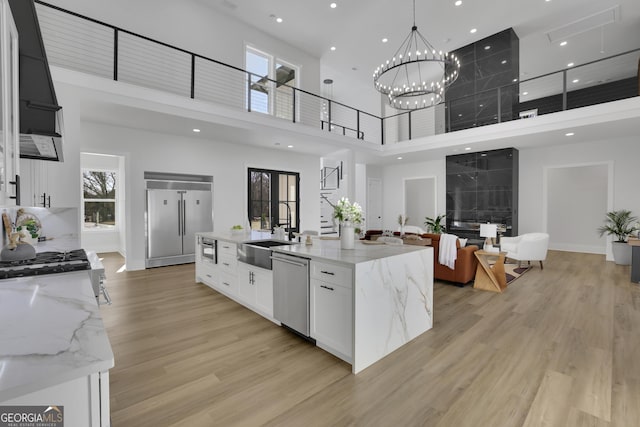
[279,201,293,241]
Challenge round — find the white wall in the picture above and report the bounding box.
[520,137,640,258]
[43,0,320,95]
[379,136,640,259]
[77,121,320,270]
[381,160,446,232]
[545,164,609,254]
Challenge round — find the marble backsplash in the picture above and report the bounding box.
[0,207,80,251]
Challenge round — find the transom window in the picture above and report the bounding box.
[245,46,299,120]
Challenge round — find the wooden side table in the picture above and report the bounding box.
[473,250,508,293]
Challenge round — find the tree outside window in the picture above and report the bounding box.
[83,170,116,230]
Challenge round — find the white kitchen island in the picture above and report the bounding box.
[0,271,114,426]
[196,232,433,374]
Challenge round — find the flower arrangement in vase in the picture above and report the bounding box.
[398,214,409,236]
[333,197,363,249]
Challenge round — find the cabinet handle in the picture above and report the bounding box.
[320,270,335,276]
[320,284,335,291]
[223,282,230,286]
[223,262,230,266]
[206,274,212,278]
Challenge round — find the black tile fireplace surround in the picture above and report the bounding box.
[446,148,518,242]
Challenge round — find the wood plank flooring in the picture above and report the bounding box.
[97,251,640,426]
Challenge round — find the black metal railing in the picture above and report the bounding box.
[35,0,639,146]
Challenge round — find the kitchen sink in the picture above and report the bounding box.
[247,240,295,248]
[237,240,296,270]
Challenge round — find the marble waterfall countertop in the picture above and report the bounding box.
[197,231,429,265]
[0,271,114,402]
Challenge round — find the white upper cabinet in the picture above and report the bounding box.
[0,0,19,205]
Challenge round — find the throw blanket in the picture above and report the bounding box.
[439,233,458,270]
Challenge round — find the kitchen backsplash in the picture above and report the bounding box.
[1,206,80,251]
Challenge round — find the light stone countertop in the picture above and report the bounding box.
[197,231,429,266]
[0,271,114,402]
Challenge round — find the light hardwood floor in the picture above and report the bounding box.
[98,251,639,426]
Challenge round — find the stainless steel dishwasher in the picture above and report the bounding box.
[271,252,313,340]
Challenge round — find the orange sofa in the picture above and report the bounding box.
[364,230,479,285]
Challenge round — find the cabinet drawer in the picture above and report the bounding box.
[218,241,237,257]
[197,262,218,287]
[310,261,353,287]
[218,271,237,296]
[218,254,237,273]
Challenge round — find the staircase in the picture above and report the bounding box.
[319,163,342,236]
[320,191,337,235]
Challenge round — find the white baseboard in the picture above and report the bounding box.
[549,243,605,254]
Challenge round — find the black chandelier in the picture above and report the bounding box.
[373,0,461,110]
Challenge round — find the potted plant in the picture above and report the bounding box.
[425,214,446,234]
[597,209,638,265]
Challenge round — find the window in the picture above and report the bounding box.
[83,170,117,230]
[248,168,299,234]
[245,46,299,120]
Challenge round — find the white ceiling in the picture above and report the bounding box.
[193,0,640,95]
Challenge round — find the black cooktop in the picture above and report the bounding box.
[0,249,90,279]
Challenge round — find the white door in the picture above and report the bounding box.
[367,178,383,229]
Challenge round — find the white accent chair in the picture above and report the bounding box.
[500,233,550,269]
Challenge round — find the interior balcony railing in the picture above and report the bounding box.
[35,1,639,147]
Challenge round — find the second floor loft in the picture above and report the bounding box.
[31,1,640,152]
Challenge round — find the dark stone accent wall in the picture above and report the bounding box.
[519,77,638,115]
[445,28,519,132]
[446,148,518,240]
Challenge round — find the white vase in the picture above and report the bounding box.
[340,223,355,250]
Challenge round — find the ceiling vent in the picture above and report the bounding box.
[546,5,620,43]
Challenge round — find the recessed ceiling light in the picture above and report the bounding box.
[501,60,507,64]
[455,0,462,6]
[382,38,388,43]
[545,0,551,2]
[330,2,337,8]
[479,104,484,107]
[484,45,491,50]
[276,17,283,23]
[565,132,574,136]
[464,147,472,151]
[560,41,567,46]
[567,62,574,67]
[522,91,529,95]
[397,156,403,160]
[513,78,518,82]
[458,113,463,117]
[470,28,477,34]
[572,79,579,83]
[192,128,201,133]
[287,145,294,148]
[330,46,336,51]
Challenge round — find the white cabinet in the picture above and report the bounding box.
[3,371,110,427]
[0,0,19,205]
[238,262,274,318]
[310,261,353,361]
[195,237,218,289]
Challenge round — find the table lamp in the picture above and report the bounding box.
[480,223,498,251]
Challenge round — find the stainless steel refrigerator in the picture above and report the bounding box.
[145,172,213,268]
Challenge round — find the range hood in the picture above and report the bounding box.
[9,0,64,161]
